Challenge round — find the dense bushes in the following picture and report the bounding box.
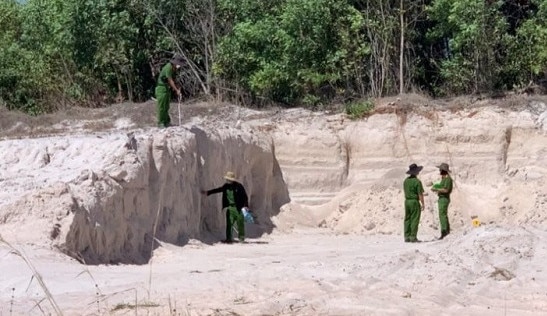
[0,0,546,113]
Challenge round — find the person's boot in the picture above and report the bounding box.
[439,230,449,240]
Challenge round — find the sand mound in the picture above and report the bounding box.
[1,99,546,263]
[272,101,547,236]
[0,126,289,264]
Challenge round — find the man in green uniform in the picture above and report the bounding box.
[155,56,183,127]
[202,171,249,243]
[431,163,453,239]
[403,163,425,243]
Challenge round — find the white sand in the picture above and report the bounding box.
[1,227,547,315]
[1,100,547,315]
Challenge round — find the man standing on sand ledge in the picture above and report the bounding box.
[201,171,249,244]
[155,55,183,128]
[403,163,425,243]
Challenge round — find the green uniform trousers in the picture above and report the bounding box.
[226,206,245,241]
[438,197,450,234]
[155,86,171,127]
[404,199,421,242]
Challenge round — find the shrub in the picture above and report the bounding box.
[345,99,374,119]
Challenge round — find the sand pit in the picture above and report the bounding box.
[1,97,547,315]
[2,227,547,315]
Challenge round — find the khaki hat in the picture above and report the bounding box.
[224,171,237,181]
[437,163,451,172]
[406,163,423,175]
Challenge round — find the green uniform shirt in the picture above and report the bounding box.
[226,187,236,207]
[403,176,424,200]
[438,176,453,199]
[157,63,174,88]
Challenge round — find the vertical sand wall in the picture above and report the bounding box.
[0,127,290,264]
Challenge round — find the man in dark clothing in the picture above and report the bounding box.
[403,163,425,243]
[202,171,249,243]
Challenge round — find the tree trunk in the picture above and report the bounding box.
[399,0,404,95]
[116,70,124,103]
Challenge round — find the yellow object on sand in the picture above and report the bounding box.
[472,218,481,227]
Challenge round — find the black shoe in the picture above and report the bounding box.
[439,231,449,240]
[220,239,234,244]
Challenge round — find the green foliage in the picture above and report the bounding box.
[1,0,546,114]
[427,0,510,95]
[505,0,547,86]
[216,0,368,105]
[345,99,374,119]
[358,0,400,96]
[73,0,139,100]
[0,0,60,112]
[0,1,22,107]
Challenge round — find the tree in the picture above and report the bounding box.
[427,0,509,95]
[216,0,368,106]
[0,0,73,113]
[2,0,545,113]
[397,0,429,94]
[72,0,138,102]
[357,0,399,97]
[0,1,22,108]
[506,0,547,87]
[136,0,223,99]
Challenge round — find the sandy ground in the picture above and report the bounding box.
[2,96,547,315]
[2,227,547,315]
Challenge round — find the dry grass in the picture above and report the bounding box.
[0,100,239,139]
[490,267,515,281]
[0,234,63,315]
[2,93,546,139]
[369,93,547,121]
[111,301,160,312]
[76,264,108,313]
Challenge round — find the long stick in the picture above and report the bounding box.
[178,95,182,126]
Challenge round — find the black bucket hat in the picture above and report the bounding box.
[406,163,423,175]
[437,163,451,173]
